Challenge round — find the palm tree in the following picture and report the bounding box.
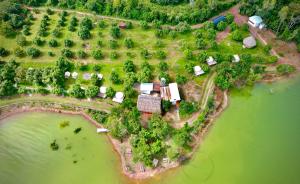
[277,6,289,35]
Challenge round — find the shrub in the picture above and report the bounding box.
[231,30,243,41]
[226,13,234,24]
[69,84,85,98]
[176,75,187,85]
[123,60,135,73]
[216,21,227,31]
[0,47,9,57]
[98,20,106,28]
[77,50,87,59]
[109,39,118,49]
[162,100,172,112]
[276,64,295,75]
[175,22,191,34]
[48,51,55,57]
[49,39,58,47]
[16,35,27,47]
[64,39,74,47]
[93,65,102,72]
[61,49,74,58]
[140,21,149,30]
[140,48,151,59]
[78,27,91,40]
[22,25,30,36]
[85,86,99,98]
[33,37,44,46]
[52,28,61,38]
[106,87,116,98]
[110,26,121,38]
[179,101,198,117]
[26,47,41,58]
[14,47,25,57]
[110,71,122,84]
[110,51,119,59]
[156,50,167,59]
[124,38,134,48]
[184,49,193,60]
[92,49,104,60]
[158,61,168,71]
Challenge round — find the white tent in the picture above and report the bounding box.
[207,56,217,66]
[83,73,91,80]
[97,73,103,80]
[65,71,71,78]
[194,66,205,76]
[113,92,124,103]
[232,55,240,63]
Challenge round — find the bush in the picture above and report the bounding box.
[140,48,151,59]
[16,35,27,47]
[14,47,25,57]
[93,65,102,72]
[140,21,149,30]
[162,100,172,112]
[110,51,119,59]
[78,27,91,40]
[216,21,227,31]
[85,86,99,98]
[109,39,118,49]
[175,22,191,34]
[106,87,116,98]
[110,26,121,38]
[26,47,41,58]
[231,30,243,42]
[176,75,187,85]
[110,71,122,84]
[156,50,167,59]
[33,37,44,46]
[61,49,74,58]
[64,39,74,47]
[52,28,61,38]
[0,47,9,57]
[69,84,85,98]
[92,49,104,60]
[158,61,168,71]
[77,50,87,59]
[49,39,58,47]
[179,101,198,117]
[226,13,234,24]
[124,38,134,48]
[123,60,135,73]
[276,64,295,75]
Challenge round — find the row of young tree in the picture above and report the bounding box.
[240,0,300,51]
[22,0,237,25]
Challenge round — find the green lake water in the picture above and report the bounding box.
[1,76,300,184]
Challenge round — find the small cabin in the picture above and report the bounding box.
[194,66,205,76]
[113,92,124,103]
[140,83,154,95]
[212,16,226,26]
[248,16,264,29]
[207,56,217,66]
[119,22,127,29]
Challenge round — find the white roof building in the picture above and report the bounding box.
[232,55,240,63]
[243,36,257,48]
[169,83,181,104]
[65,71,71,78]
[248,15,263,28]
[113,92,124,103]
[207,56,217,66]
[98,86,107,98]
[140,83,153,94]
[194,66,205,76]
[72,72,78,79]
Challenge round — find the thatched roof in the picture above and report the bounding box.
[137,95,161,114]
[243,36,256,48]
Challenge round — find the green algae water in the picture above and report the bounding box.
[1,77,300,184]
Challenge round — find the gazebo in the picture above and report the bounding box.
[243,36,257,48]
